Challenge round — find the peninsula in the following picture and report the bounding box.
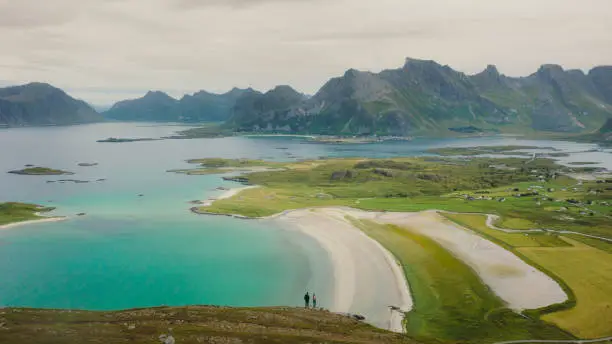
[181,155,612,341]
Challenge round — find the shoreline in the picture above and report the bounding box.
[0,215,68,230]
[194,191,568,327]
[198,185,260,208]
[271,208,412,333]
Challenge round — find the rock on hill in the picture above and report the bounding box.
[0,83,102,127]
[104,88,253,122]
[228,58,612,136]
[0,306,416,344]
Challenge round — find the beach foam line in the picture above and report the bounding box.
[0,216,67,230]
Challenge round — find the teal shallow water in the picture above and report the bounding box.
[0,123,608,310]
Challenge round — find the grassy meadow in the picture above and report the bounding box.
[444,213,612,338]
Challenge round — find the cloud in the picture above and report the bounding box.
[172,0,325,9]
[0,0,610,105]
[0,0,83,28]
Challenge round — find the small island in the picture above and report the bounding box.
[78,162,99,167]
[97,137,161,143]
[0,202,58,228]
[8,167,74,176]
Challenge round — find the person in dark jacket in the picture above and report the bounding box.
[304,292,310,308]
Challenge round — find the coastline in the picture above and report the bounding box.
[272,208,413,333]
[196,190,568,330]
[0,215,67,230]
[199,185,260,207]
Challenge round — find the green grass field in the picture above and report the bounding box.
[200,156,612,237]
[349,218,573,343]
[444,213,612,338]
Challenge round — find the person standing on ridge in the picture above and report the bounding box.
[313,293,317,308]
[304,292,310,308]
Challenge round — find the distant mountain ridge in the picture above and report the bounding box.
[227,58,612,135]
[0,83,102,127]
[4,58,611,134]
[103,88,253,122]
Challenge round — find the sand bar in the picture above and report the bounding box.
[366,209,568,310]
[0,216,67,230]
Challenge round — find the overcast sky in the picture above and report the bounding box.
[0,0,610,105]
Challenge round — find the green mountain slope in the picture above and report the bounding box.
[227,58,612,136]
[0,83,102,127]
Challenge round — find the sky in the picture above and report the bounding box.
[0,0,611,106]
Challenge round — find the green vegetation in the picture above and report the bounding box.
[8,167,73,175]
[0,306,415,344]
[349,218,573,343]
[186,158,282,168]
[201,157,612,237]
[0,202,54,226]
[168,124,233,139]
[566,161,600,165]
[170,158,287,175]
[183,155,612,339]
[443,213,612,338]
[427,145,540,156]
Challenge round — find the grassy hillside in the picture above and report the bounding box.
[0,202,54,226]
[0,306,417,344]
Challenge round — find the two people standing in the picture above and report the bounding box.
[304,292,317,308]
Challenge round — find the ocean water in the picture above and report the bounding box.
[0,123,609,310]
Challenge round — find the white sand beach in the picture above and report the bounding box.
[272,208,413,333]
[0,216,67,230]
[200,186,259,207]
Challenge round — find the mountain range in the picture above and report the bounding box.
[0,83,101,127]
[225,59,612,135]
[1,58,611,137]
[103,88,251,122]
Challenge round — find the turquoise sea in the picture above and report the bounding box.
[0,123,609,310]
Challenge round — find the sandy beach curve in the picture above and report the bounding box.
[271,208,412,333]
[362,209,568,310]
[0,216,67,230]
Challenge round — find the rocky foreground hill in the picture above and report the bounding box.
[0,83,102,127]
[0,306,416,344]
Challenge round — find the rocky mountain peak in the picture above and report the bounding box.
[143,91,175,101]
[484,65,500,77]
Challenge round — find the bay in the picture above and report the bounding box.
[0,123,608,310]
